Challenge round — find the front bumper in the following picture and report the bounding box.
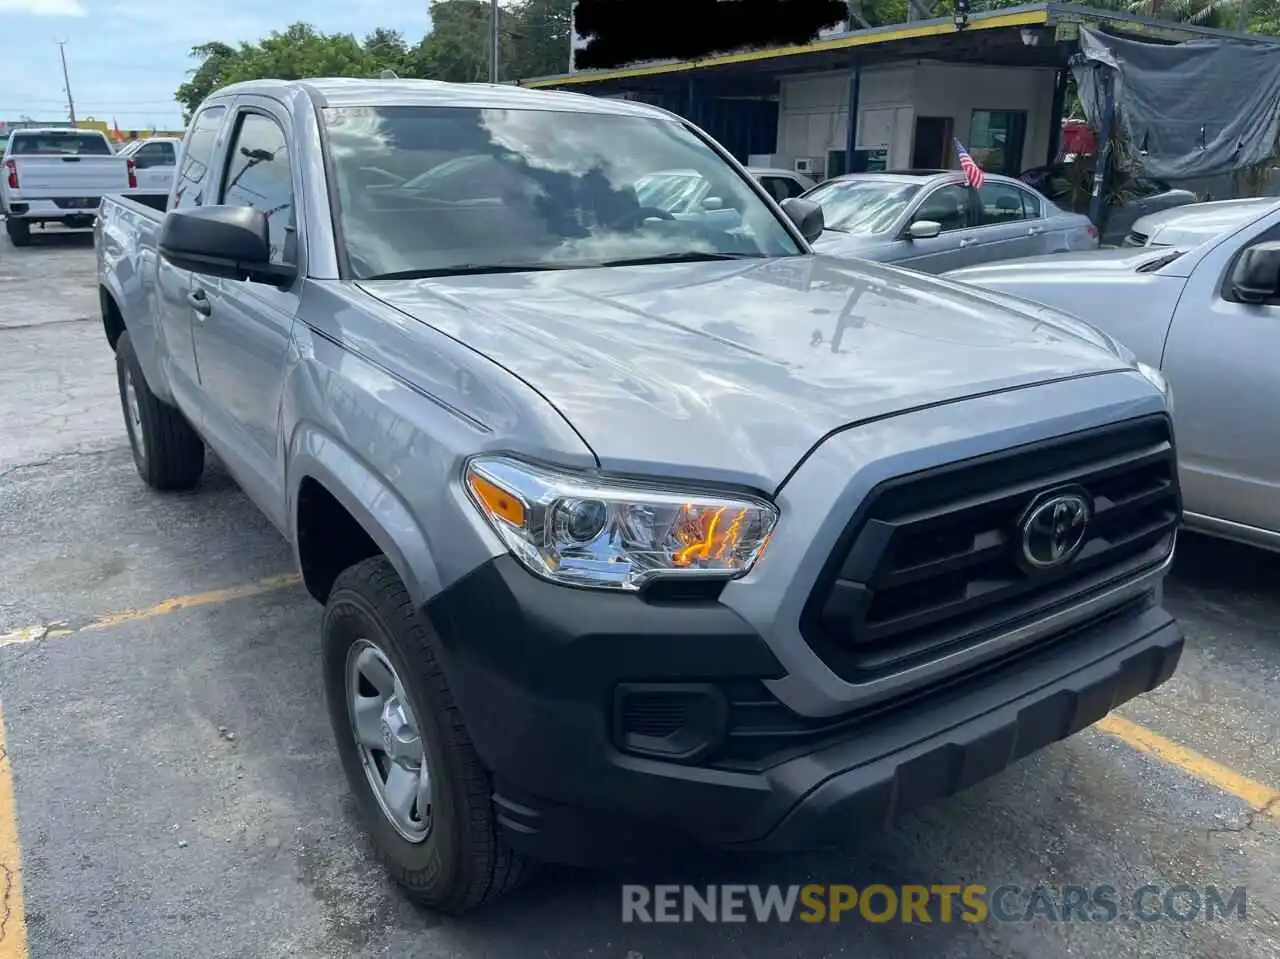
[425,555,1182,865]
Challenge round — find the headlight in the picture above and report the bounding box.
[464,455,779,591]
[1136,361,1173,411]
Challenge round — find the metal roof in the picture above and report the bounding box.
[521,3,1280,90]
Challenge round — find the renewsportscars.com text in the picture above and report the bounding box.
[621,884,1248,924]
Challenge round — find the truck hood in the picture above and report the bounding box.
[1134,197,1276,247]
[947,246,1183,282]
[359,255,1134,491]
[945,250,1188,370]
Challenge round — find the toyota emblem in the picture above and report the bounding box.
[1019,489,1092,570]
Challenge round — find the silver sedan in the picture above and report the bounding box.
[804,170,1100,272]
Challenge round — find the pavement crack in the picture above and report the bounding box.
[0,445,126,480]
[1205,794,1280,838]
[0,862,13,943]
[0,315,95,333]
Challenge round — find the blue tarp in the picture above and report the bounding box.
[1073,26,1280,179]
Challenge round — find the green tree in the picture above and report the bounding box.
[411,0,510,82]
[174,24,378,119]
[506,0,574,79]
[174,42,238,122]
[231,23,373,82]
[364,28,413,74]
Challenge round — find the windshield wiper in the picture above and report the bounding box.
[361,263,574,280]
[1135,250,1184,273]
[597,251,760,267]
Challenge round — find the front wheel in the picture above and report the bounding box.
[115,331,205,490]
[322,556,531,913]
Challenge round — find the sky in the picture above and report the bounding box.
[0,0,433,130]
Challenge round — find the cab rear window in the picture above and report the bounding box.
[8,132,112,156]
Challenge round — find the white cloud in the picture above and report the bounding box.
[0,0,86,14]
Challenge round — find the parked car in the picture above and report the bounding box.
[115,136,182,195]
[1122,196,1278,248]
[749,166,816,202]
[633,166,815,216]
[1,127,137,245]
[1019,160,1198,246]
[97,77,1183,912]
[802,170,1099,272]
[946,202,1280,552]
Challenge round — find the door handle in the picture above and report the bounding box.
[959,237,975,247]
[186,289,212,317]
[1028,226,1043,235]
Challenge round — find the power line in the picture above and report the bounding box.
[0,108,176,116]
[4,98,179,106]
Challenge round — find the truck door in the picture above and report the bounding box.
[155,104,229,411]
[189,97,301,525]
[1161,212,1280,537]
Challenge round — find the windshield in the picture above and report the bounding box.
[115,140,143,157]
[321,106,804,279]
[8,132,112,156]
[802,179,921,234]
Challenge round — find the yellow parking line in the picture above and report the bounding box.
[0,704,28,959]
[1096,714,1280,816]
[0,574,302,649]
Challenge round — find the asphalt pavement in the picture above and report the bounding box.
[0,227,1277,959]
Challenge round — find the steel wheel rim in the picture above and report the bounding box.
[123,366,145,463]
[346,639,433,843]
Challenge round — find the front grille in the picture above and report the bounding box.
[1123,231,1150,247]
[800,415,1180,684]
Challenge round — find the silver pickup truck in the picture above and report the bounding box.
[96,78,1184,913]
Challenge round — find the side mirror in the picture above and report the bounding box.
[159,206,295,287]
[702,196,725,211]
[906,220,942,240]
[780,196,824,243]
[1230,241,1280,303]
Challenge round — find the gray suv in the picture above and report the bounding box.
[96,77,1184,912]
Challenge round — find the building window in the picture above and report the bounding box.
[968,110,1027,176]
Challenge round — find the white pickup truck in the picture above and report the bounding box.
[1,127,136,245]
[115,136,183,195]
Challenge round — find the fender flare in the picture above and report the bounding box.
[287,423,441,608]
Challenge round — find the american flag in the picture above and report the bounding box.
[953,137,985,189]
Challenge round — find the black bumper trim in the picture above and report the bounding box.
[425,556,1182,865]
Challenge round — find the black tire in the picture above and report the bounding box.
[6,218,30,247]
[322,557,531,913]
[115,331,205,490]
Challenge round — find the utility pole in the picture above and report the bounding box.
[489,0,500,83]
[1237,0,1252,32]
[56,40,76,123]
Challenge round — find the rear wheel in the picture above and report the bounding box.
[5,218,30,246]
[115,331,205,490]
[322,556,531,913]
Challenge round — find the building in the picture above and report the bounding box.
[524,3,1259,182]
